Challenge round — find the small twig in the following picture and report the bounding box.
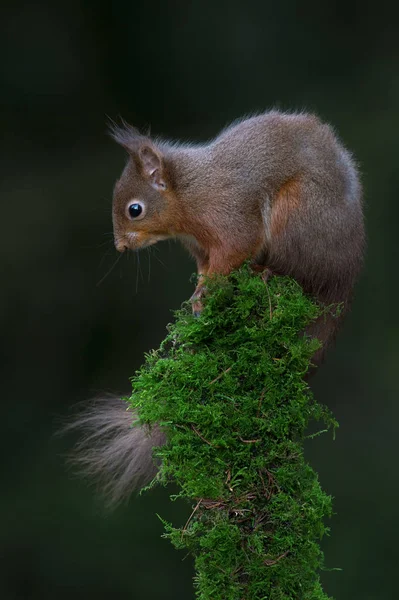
[257,388,266,417]
[265,468,279,495]
[253,513,270,531]
[265,469,275,486]
[181,498,202,538]
[202,498,226,510]
[264,551,289,566]
[259,468,277,499]
[235,492,257,504]
[262,270,273,320]
[209,366,232,385]
[225,469,234,492]
[191,424,218,447]
[239,436,261,443]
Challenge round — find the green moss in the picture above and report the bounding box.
[128,266,337,599]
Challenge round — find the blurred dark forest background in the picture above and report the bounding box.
[1,1,398,599]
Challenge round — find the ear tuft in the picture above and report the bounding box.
[108,118,143,151]
[139,145,167,191]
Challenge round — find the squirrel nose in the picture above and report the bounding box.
[115,239,128,253]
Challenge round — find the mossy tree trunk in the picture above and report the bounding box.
[129,267,337,600]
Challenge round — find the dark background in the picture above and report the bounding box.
[1,1,398,598]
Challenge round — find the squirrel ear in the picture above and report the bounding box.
[139,145,167,191]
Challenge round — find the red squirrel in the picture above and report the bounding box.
[71,111,365,504]
[111,111,364,362]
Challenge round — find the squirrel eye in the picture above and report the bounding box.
[127,201,146,220]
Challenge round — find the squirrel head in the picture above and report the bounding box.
[111,123,178,252]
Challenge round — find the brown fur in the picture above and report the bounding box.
[270,176,302,238]
[69,111,364,504]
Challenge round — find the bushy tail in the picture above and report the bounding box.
[65,396,165,506]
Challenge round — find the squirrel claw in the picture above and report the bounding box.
[191,285,206,316]
[261,267,273,284]
[191,297,204,317]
